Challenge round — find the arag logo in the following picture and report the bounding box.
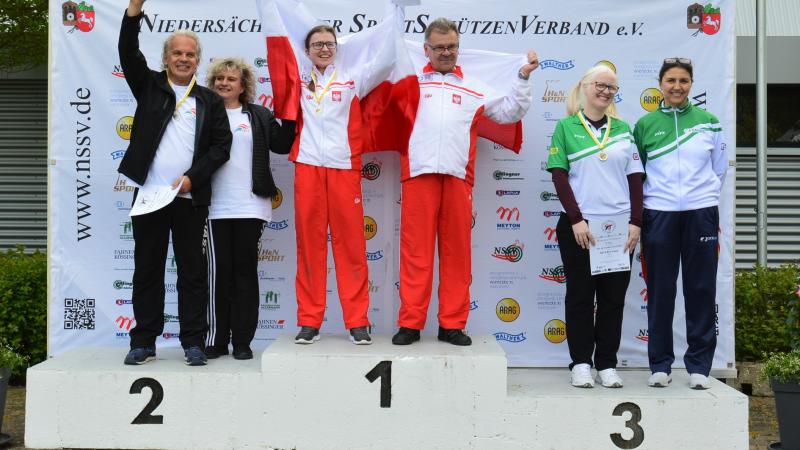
[62,1,95,33]
[496,298,520,322]
[543,319,567,343]
[539,265,566,283]
[116,116,134,140]
[491,240,524,263]
[271,187,283,209]
[361,159,382,180]
[364,216,377,240]
[687,3,721,36]
[640,88,663,112]
[115,315,135,331]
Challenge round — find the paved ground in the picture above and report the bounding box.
[0,385,782,449]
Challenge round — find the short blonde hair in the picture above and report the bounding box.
[161,30,202,70]
[566,64,619,118]
[205,57,256,105]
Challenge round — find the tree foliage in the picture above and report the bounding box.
[0,0,48,73]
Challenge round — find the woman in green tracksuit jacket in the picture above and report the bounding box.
[633,58,727,390]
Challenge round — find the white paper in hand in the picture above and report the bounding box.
[129,180,182,217]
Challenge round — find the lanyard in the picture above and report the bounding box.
[168,77,196,118]
[310,69,338,108]
[578,110,612,150]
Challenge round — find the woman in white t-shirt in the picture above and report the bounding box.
[204,57,295,360]
[546,64,644,388]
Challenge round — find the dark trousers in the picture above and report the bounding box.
[556,214,631,371]
[642,206,719,376]
[205,218,264,349]
[129,197,209,349]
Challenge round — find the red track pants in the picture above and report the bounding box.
[398,174,472,330]
[294,163,370,330]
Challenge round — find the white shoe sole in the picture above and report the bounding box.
[648,379,671,387]
[571,381,594,388]
[599,380,623,388]
[295,335,320,344]
[350,336,373,345]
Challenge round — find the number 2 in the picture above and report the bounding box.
[129,377,164,424]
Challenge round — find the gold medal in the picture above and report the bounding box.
[310,69,337,114]
[599,152,608,161]
[577,110,612,151]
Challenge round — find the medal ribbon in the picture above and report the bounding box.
[578,110,612,149]
[310,69,338,106]
[168,76,197,116]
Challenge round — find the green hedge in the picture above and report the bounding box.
[0,247,47,382]
[735,263,799,361]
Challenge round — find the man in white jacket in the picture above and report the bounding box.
[392,18,539,346]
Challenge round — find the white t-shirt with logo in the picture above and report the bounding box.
[143,83,196,199]
[209,107,271,222]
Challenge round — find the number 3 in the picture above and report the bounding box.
[610,402,644,449]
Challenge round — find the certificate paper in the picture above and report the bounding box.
[129,181,182,217]
[588,213,631,276]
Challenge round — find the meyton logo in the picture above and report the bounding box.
[115,315,135,331]
[361,159,381,180]
[636,329,649,342]
[496,298,520,322]
[687,3,721,36]
[539,59,574,71]
[496,206,520,222]
[111,65,125,78]
[271,187,283,209]
[544,319,567,343]
[543,227,559,251]
[116,116,134,140]
[492,241,524,263]
[494,332,526,343]
[640,288,648,312]
[364,216,377,240]
[539,266,566,283]
[62,1,95,33]
[254,57,268,68]
[640,88,663,112]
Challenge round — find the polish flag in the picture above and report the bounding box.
[257,0,419,154]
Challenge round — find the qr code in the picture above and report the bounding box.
[64,298,96,330]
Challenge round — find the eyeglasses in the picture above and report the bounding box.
[309,41,337,50]
[426,44,459,54]
[593,82,619,94]
[663,57,692,65]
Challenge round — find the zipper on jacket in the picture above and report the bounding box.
[437,74,445,173]
[673,108,682,210]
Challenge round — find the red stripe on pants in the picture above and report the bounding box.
[399,174,472,329]
[294,163,370,329]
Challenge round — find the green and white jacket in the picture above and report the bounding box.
[633,101,727,211]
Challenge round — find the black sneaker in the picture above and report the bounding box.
[232,344,253,360]
[295,326,320,344]
[124,346,156,365]
[205,345,229,359]
[438,327,472,346]
[392,327,420,345]
[349,326,372,345]
[184,345,207,366]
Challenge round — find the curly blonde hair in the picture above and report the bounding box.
[205,57,256,105]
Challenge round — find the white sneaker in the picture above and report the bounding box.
[648,372,672,387]
[570,363,594,388]
[689,373,710,390]
[596,368,623,388]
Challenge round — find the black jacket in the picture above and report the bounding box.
[241,103,295,198]
[117,12,231,206]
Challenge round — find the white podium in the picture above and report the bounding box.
[26,335,748,449]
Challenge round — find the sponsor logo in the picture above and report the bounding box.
[595,60,617,73]
[362,159,382,180]
[368,280,380,294]
[543,227,559,251]
[115,315,135,331]
[496,207,520,230]
[163,313,179,324]
[640,88,663,112]
[119,221,133,241]
[366,250,384,261]
[492,241,524,262]
[488,271,527,289]
[699,235,718,243]
[544,319,567,343]
[539,265,566,283]
[271,187,283,209]
[541,80,566,103]
[262,291,281,311]
[257,76,270,84]
[452,93,461,104]
[632,60,661,80]
[332,91,342,102]
[539,59,574,71]
[636,329,649,342]
[493,170,523,181]
[496,298,520,322]
[687,3,721,36]
[496,190,520,197]
[540,191,559,201]
[114,249,134,260]
[364,216,377,240]
[469,300,478,310]
[114,280,133,290]
[62,1,95,33]
[536,292,562,310]
[110,150,126,160]
[162,332,180,339]
[116,116,134,140]
[234,123,250,134]
[542,111,558,122]
[640,288,648,312]
[633,153,640,161]
[494,332,526,343]
[254,57,268,68]
[543,210,562,217]
[601,221,616,233]
[258,319,286,330]
[115,299,132,306]
[257,248,286,262]
[266,220,288,230]
[113,175,136,193]
[111,65,125,78]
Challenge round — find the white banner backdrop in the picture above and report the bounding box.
[49,0,736,370]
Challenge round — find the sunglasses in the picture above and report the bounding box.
[663,57,692,65]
